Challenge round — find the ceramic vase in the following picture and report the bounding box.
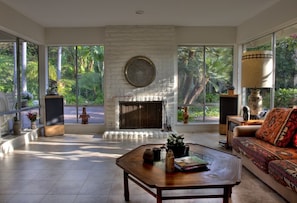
[248,89,262,118]
[13,120,21,135]
[31,121,37,129]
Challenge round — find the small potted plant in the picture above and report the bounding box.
[27,111,38,129]
[227,85,235,95]
[167,133,188,158]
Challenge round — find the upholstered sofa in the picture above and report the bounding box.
[232,108,297,203]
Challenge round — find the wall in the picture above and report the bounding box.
[45,27,105,45]
[0,2,44,44]
[176,26,236,45]
[104,26,177,130]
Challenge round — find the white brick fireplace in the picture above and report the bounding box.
[103,26,177,137]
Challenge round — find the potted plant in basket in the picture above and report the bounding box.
[167,133,188,158]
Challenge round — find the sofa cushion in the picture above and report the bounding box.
[232,137,297,173]
[268,159,297,193]
[255,108,297,147]
[292,134,297,147]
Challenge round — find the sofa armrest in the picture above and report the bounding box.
[233,125,261,137]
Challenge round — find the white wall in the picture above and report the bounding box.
[104,26,177,130]
[45,27,105,45]
[0,2,44,44]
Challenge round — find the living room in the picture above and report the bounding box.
[1,1,297,135]
[0,1,297,202]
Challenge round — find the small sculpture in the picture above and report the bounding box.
[183,106,189,124]
[47,79,58,95]
[79,107,90,124]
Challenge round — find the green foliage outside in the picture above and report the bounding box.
[247,34,297,108]
[177,105,220,122]
[177,34,297,122]
[275,35,297,89]
[177,46,233,122]
[0,42,39,104]
[0,43,15,93]
[275,88,297,107]
[48,46,104,105]
[0,33,296,122]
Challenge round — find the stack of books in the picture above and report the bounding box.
[174,155,208,172]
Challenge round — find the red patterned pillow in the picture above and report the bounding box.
[256,108,297,147]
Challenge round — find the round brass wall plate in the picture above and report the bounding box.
[124,56,156,87]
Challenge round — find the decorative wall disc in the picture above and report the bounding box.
[124,56,156,87]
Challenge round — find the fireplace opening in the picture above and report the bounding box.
[119,101,162,129]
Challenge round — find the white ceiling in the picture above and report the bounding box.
[0,0,279,28]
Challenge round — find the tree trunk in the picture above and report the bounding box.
[183,77,209,105]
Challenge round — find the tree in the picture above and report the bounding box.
[178,46,233,106]
[275,35,297,89]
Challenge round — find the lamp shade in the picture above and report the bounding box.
[241,50,273,88]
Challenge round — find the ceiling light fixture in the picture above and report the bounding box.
[136,10,144,15]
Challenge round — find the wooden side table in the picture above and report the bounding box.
[225,116,263,148]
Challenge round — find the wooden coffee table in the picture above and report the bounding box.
[116,143,241,203]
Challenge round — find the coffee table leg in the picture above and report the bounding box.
[123,171,129,201]
[156,188,162,203]
[223,187,231,203]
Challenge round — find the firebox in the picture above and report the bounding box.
[119,101,162,129]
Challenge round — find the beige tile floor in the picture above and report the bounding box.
[0,132,287,203]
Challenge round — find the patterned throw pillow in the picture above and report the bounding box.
[255,108,297,147]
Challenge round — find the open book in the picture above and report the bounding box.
[174,155,208,171]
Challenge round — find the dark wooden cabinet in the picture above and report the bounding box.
[44,95,64,136]
[219,95,238,135]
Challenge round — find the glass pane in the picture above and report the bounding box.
[178,46,204,123]
[77,45,104,124]
[0,41,15,94]
[205,47,233,121]
[21,41,39,107]
[177,46,233,123]
[19,40,39,129]
[48,46,77,123]
[244,35,272,51]
[275,24,297,108]
[0,32,17,135]
[48,45,104,124]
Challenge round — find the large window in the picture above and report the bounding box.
[0,31,39,135]
[177,46,234,123]
[243,23,297,109]
[275,25,297,107]
[48,46,104,124]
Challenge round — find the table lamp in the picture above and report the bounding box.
[241,50,273,119]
